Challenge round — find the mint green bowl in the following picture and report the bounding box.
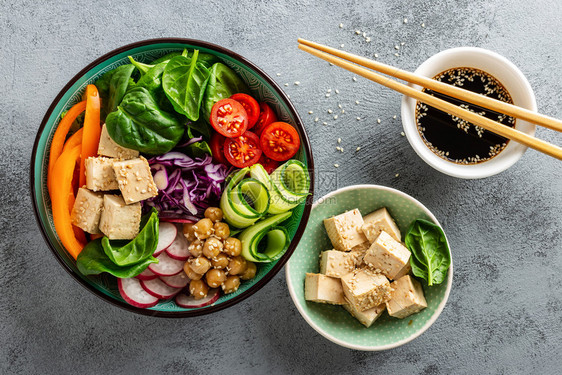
[286,185,452,350]
[31,39,314,317]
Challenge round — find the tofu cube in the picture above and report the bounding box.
[70,188,104,234]
[97,124,139,159]
[344,302,385,328]
[394,262,412,280]
[98,195,141,240]
[319,250,357,278]
[324,209,369,251]
[341,269,392,311]
[305,273,346,305]
[85,156,119,191]
[386,275,427,319]
[361,207,401,243]
[113,156,158,204]
[364,231,411,280]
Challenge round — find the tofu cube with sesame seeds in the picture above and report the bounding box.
[305,273,346,305]
[363,231,411,280]
[344,302,385,328]
[323,209,369,251]
[85,156,119,191]
[386,275,427,319]
[112,156,158,204]
[70,188,104,234]
[98,194,141,240]
[361,207,401,243]
[341,269,392,312]
[319,250,358,278]
[97,124,139,159]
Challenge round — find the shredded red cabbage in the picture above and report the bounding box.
[144,152,229,220]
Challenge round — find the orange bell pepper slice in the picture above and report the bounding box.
[79,84,101,187]
[62,127,84,154]
[48,101,86,193]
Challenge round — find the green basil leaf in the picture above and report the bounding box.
[101,208,159,266]
[405,219,451,286]
[77,239,158,278]
[105,86,185,155]
[162,51,211,121]
[202,62,249,123]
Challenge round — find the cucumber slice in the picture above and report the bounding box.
[239,212,292,262]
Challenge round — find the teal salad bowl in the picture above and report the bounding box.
[31,38,314,317]
[286,185,452,350]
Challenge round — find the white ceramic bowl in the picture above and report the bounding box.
[401,47,537,179]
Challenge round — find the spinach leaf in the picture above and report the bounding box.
[77,239,158,278]
[202,62,249,123]
[405,219,451,286]
[128,56,153,76]
[105,86,185,155]
[162,51,211,121]
[101,208,159,266]
[96,64,136,117]
[150,51,183,65]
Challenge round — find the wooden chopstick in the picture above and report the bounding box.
[298,38,562,133]
[297,42,562,160]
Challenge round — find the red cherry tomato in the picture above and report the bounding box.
[253,102,278,137]
[223,131,263,168]
[258,155,280,174]
[210,99,248,138]
[209,132,230,165]
[230,93,260,129]
[259,122,301,161]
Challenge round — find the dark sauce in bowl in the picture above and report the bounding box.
[415,67,515,164]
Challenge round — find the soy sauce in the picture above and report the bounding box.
[415,67,515,164]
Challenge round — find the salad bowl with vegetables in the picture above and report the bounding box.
[31,39,314,317]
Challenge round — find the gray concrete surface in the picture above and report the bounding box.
[1,0,561,374]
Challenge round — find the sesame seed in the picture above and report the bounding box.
[294,81,300,85]
[365,37,371,42]
[400,132,405,136]
[276,73,281,76]
[326,93,331,97]
[393,115,397,119]
[395,45,400,50]
[395,173,400,177]
[394,53,399,57]
[352,77,357,81]
[374,53,379,58]
[333,115,338,119]
[329,62,334,66]
[323,122,328,126]
[403,18,408,24]
[401,42,405,46]
[337,138,342,143]
[356,147,361,151]
[338,104,342,109]
[308,110,313,114]
[339,23,344,28]
[340,44,345,48]
[335,89,340,94]
[421,22,425,27]
[328,109,333,114]
[355,30,361,35]
[377,118,381,123]
[327,88,332,93]
[336,146,341,151]
[334,164,340,168]
[362,32,366,37]
[356,117,361,121]
[341,109,345,114]
[284,83,288,87]
[314,117,319,122]
[355,100,360,105]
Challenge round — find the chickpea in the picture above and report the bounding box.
[222,275,241,294]
[211,253,229,269]
[203,237,223,259]
[214,222,230,240]
[183,262,203,281]
[206,269,227,288]
[188,256,211,275]
[189,279,209,300]
[188,239,204,257]
[193,218,214,240]
[204,207,224,223]
[182,223,196,242]
[228,256,247,276]
[223,237,242,257]
[240,261,257,280]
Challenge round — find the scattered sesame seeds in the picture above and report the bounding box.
[327,88,332,93]
[362,32,367,37]
[356,147,361,151]
[328,109,333,114]
[334,164,340,168]
[377,118,381,124]
[340,147,344,153]
[400,131,405,136]
[339,23,344,28]
[352,77,357,81]
[365,37,371,42]
[403,18,408,24]
[336,146,342,151]
[337,138,341,144]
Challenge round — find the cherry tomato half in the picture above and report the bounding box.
[231,93,260,129]
[224,131,263,168]
[259,122,301,162]
[210,132,230,165]
[258,155,280,174]
[253,102,278,137]
[210,99,248,138]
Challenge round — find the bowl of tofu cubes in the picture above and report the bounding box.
[286,185,453,350]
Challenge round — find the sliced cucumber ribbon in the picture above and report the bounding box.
[239,212,292,263]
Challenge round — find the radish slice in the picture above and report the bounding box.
[118,278,159,308]
[160,271,190,289]
[154,222,177,256]
[140,278,182,299]
[160,218,195,224]
[135,268,157,281]
[165,233,191,261]
[148,252,185,276]
[175,289,220,308]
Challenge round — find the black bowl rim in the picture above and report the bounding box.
[30,37,315,318]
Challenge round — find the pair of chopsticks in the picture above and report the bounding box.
[297,39,562,160]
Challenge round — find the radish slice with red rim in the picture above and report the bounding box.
[118,278,159,308]
[148,252,185,276]
[165,233,191,261]
[160,271,190,289]
[175,289,220,308]
[135,268,158,281]
[140,278,182,299]
[154,222,177,256]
